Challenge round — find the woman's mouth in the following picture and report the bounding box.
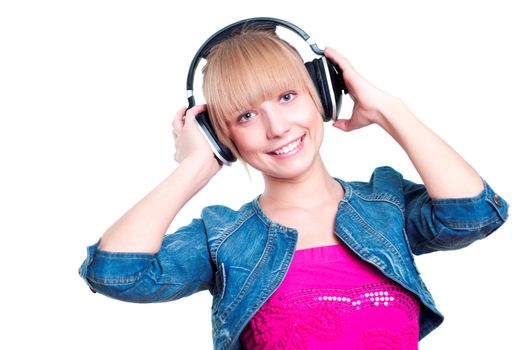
[269,135,305,157]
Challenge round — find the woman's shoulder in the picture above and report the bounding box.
[199,199,258,229]
[342,166,419,205]
[345,166,409,191]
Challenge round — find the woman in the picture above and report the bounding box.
[79,25,509,350]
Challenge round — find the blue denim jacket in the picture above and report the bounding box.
[79,166,509,350]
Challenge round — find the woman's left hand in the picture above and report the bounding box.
[324,46,398,132]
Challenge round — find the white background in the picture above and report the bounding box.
[1,0,525,349]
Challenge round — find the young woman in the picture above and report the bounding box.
[79,24,509,350]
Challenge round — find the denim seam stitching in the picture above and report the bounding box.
[213,224,276,332]
[341,199,406,267]
[210,209,256,266]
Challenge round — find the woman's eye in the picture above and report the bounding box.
[281,92,296,102]
[238,112,254,123]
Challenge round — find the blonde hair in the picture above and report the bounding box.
[202,28,323,159]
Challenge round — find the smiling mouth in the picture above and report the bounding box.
[270,135,305,155]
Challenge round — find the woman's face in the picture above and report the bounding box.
[227,88,324,180]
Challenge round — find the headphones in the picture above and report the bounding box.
[186,17,347,165]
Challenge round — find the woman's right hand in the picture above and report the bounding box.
[172,104,222,176]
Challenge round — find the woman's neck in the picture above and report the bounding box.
[259,159,343,211]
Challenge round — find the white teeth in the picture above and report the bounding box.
[273,138,302,155]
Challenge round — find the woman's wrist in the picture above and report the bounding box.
[179,154,221,184]
[374,95,408,130]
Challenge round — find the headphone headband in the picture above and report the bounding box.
[186,17,325,107]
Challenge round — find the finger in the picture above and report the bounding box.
[172,106,187,133]
[332,118,354,132]
[324,46,354,71]
[182,104,207,126]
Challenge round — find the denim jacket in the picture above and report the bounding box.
[79,166,509,350]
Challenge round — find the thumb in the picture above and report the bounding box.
[332,118,352,132]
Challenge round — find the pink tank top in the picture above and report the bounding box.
[240,244,420,350]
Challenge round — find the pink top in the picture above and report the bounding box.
[240,244,420,350]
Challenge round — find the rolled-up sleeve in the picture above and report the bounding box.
[403,178,509,255]
[79,218,215,303]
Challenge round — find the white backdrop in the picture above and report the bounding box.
[1,0,524,349]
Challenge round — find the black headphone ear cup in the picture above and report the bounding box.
[316,57,337,121]
[195,111,236,165]
[306,57,345,122]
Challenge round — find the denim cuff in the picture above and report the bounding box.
[79,240,155,287]
[431,178,509,230]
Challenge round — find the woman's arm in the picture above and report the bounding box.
[98,104,221,253]
[325,47,483,199]
[374,99,483,199]
[324,49,508,256]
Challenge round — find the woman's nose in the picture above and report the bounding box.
[263,107,291,139]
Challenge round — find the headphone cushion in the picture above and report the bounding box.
[305,59,333,121]
[195,111,236,164]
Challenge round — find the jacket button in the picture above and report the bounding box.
[493,194,502,207]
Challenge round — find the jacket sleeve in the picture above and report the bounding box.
[402,176,509,255]
[78,217,215,303]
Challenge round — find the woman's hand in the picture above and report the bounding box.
[324,46,399,132]
[172,104,221,175]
